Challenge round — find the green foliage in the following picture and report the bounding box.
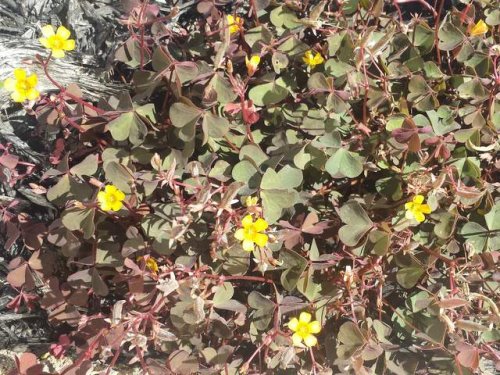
[5,1,500,374]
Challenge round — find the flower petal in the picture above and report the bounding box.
[292,333,303,346]
[11,91,25,103]
[14,68,26,80]
[234,228,245,241]
[56,26,71,40]
[253,233,268,247]
[288,318,299,331]
[41,25,55,38]
[4,78,15,91]
[299,312,311,323]
[405,210,414,220]
[64,39,76,51]
[253,218,268,232]
[110,201,123,212]
[413,195,424,204]
[52,49,66,59]
[97,190,107,203]
[39,37,51,49]
[420,204,431,214]
[308,321,321,334]
[303,334,317,347]
[242,239,254,252]
[105,185,117,194]
[115,189,125,201]
[241,214,253,228]
[404,202,413,210]
[26,89,40,101]
[414,211,425,223]
[27,74,38,87]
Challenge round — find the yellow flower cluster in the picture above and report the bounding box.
[405,194,431,223]
[303,50,324,68]
[3,24,75,103]
[469,20,488,37]
[227,15,242,34]
[288,312,321,347]
[4,69,40,103]
[245,55,260,76]
[235,214,268,251]
[137,256,159,274]
[97,185,126,212]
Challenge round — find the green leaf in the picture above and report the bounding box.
[338,321,365,345]
[363,230,390,256]
[261,189,298,224]
[397,265,425,289]
[279,249,307,292]
[325,59,355,78]
[434,212,456,239]
[169,101,202,128]
[248,291,275,330]
[338,201,373,246]
[270,5,301,30]
[232,160,260,190]
[460,222,488,253]
[438,23,464,51]
[104,161,134,194]
[248,80,289,106]
[70,154,98,178]
[297,268,322,301]
[202,113,230,139]
[261,166,302,190]
[208,73,237,104]
[244,25,273,48]
[107,111,149,146]
[61,206,95,239]
[271,51,289,74]
[213,282,234,305]
[325,148,364,178]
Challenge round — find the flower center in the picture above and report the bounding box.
[245,226,256,238]
[107,194,117,203]
[17,80,31,91]
[297,323,310,337]
[49,36,65,50]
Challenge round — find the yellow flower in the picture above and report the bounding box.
[288,312,321,347]
[137,256,159,274]
[97,185,126,212]
[227,15,242,34]
[470,20,488,37]
[39,25,76,58]
[405,194,431,223]
[303,50,324,68]
[234,214,268,251]
[245,196,259,207]
[245,55,260,76]
[4,68,40,102]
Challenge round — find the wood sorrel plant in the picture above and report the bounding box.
[2,0,499,374]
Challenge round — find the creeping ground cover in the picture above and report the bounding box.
[1,0,499,373]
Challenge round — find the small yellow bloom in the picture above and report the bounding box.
[137,256,159,274]
[4,68,40,102]
[97,185,126,212]
[288,312,321,347]
[39,25,76,58]
[227,15,242,34]
[245,55,260,76]
[303,50,324,68]
[470,20,488,37]
[245,196,259,207]
[234,214,268,252]
[405,194,431,223]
